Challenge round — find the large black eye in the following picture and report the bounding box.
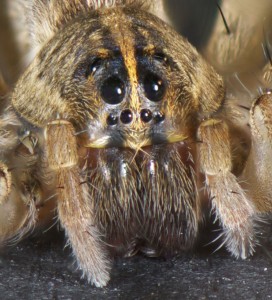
[101,76,125,105]
[143,72,166,102]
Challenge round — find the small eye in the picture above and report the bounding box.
[106,114,118,126]
[143,72,166,102]
[140,109,152,123]
[153,52,168,63]
[101,76,126,105]
[86,58,103,77]
[154,112,165,124]
[120,109,133,124]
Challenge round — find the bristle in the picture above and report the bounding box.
[215,0,231,35]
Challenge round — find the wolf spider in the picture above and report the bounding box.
[0,0,272,287]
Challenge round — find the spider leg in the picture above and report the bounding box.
[0,109,43,243]
[0,164,28,241]
[241,93,272,212]
[45,119,110,287]
[198,119,256,259]
[0,160,51,244]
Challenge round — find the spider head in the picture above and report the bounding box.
[12,7,225,149]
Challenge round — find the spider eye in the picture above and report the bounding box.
[143,72,166,102]
[101,76,126,105]
[153,52,168,63]
[106,113,118,126]
[86,58,103,77]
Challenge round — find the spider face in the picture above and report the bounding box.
[1,1,271,288]
[13,8,224,151]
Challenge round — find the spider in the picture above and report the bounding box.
[0,0,272,287]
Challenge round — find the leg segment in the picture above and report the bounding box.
[45,120,110,287]
[0,111,42,243]
[198,119,256,258]
[241,93,272,212]
[0,164,40,243]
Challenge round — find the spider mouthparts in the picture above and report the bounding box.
[166,133,188,144]
[85,135,111,149]
[84,132,187,150]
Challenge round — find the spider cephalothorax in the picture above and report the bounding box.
[0,0,272,287]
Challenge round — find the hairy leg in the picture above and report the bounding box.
[241,92,272,212]
[198,119,256,258]
[45,119,110,287]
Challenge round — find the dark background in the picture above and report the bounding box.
[1,226,272,300]
[1,1,272,299]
